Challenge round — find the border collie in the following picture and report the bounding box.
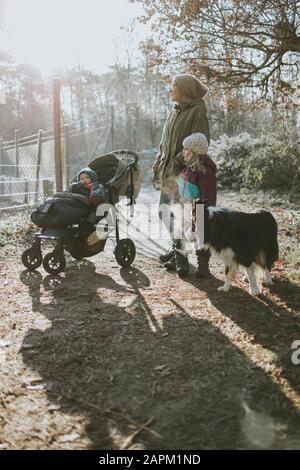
[201,205,279,295]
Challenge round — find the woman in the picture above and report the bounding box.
[153,73,211,276]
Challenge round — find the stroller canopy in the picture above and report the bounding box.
[88,150,141,203]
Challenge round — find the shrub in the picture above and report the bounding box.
[210,133,267,189]
[210,133,300,193]
[241,141,300,191]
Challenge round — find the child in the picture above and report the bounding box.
[69,167,106,206]
[69,167,109,249]
[164,132,217,276]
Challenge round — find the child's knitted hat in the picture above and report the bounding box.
[183,133,209,156]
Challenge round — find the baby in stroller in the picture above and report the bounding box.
[69,167,106,206]
[22,150,140,275]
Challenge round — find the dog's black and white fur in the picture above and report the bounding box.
[202,206,279,295]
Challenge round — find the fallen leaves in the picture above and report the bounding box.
[0,189,299,450]
[58,433,81,443]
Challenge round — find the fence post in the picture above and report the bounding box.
[43,179,50,198]
[110,105,115,151]
[0,137,3,170]
[7,181,12,204]
[125,104,130,149]
[35,129,43,202]
[53,78,63,192]
[0,137,3,196]
[42,178,54,198]
[50,179,54,196]
[135,104,139,150]
[0,138,3,196]
[15,130,19,178]
[24,180,29,205]
[64,124,71,185]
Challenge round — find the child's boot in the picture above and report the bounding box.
[160,241,176,263]
[163,241,181,270]
[195,249,211,278]
[175,250,189,276]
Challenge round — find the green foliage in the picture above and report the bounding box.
[211,134,300,193]
[210,133,265,189]
[242,141,300,191]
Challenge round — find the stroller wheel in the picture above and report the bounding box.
[21,248,42,270]
[43,252,66,275]
[114,238,136,267]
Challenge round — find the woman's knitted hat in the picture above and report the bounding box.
[172,74,208,99]
[183,133,209,156]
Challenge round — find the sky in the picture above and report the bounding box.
[0,0,150,74]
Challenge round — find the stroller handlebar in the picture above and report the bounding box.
[112,149,138,167]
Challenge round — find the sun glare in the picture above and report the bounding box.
[1,0,146,73]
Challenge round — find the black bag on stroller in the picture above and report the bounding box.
[31,192,91,229]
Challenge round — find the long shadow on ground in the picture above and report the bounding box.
[185,274,300,401]
[20,263,300,449]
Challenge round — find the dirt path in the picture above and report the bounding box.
[0,190,300,449]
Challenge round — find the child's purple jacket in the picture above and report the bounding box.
[177,155,217,205]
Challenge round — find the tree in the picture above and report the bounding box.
[0,51,51,138]
[134,0,300,93]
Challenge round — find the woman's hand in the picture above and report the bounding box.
[173,151,185,173]
[152,173,161,191]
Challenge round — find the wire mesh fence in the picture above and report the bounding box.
[0,131,54,211]
[61,113,112,184]
[0,120,112,211]
[0,68,54,211]
[0,68,166,213]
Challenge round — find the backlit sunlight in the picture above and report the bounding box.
[0,0,146,73]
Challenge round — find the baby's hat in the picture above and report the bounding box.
[78,167,98,182]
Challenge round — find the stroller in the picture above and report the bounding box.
[21,150,141,275]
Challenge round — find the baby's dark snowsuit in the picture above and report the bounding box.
[31,167,106,229]
[69,167,106,205]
